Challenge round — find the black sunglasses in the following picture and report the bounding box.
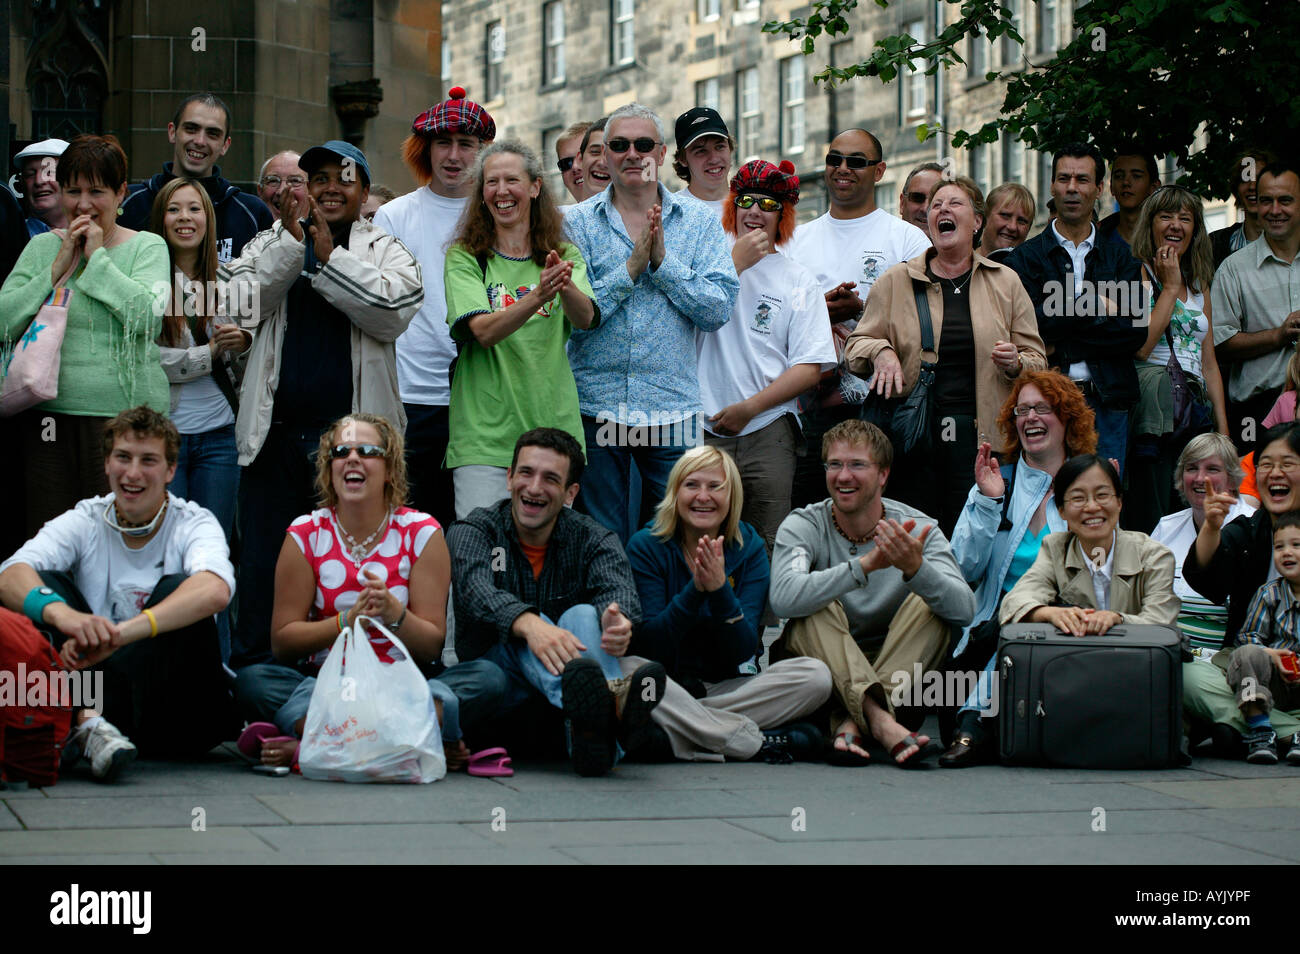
[330,443,386,460]
[826,152,881,170]
[557,156,576,173]
[605,137,662,154]
[735,194,782,212]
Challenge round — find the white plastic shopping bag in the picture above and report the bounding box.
[298,616,446,783]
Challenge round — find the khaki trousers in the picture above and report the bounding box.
[618,656,833,762]
[777,594,951,733]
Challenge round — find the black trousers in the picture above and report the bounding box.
[887,412,978,539]
[40,571,236,757]
[233,423,326,669]
[403,402,455,531]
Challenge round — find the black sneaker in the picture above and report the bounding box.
[609,661,667,754]
[756,722,824,764]
[561,658,616,777]
[1245,726,1279,765]
[1286,732,1300,766]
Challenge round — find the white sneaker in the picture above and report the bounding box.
[79,718,137,781]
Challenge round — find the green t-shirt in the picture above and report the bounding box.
[443,244,594,468]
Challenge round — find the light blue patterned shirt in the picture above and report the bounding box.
[564,183,739,423]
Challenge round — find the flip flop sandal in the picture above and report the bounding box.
[467,747,514,777]
[890,733,942,768]
[826,731,872,767]
[237,722,296,760]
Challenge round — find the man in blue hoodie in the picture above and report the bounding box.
[119,93,273,263]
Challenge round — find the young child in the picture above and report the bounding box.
[1230,512,1300,764]
[1262,349,1300,429]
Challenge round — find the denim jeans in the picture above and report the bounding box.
[1084,391,1130,477]
[482,605,623,712]
[234,658,508,744]
[577,414,697,544]
[170,423,239,662]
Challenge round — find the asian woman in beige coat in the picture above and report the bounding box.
[845,176,1046,536]
[1000,454,1180,633]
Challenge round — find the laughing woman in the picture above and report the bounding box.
[999,454,1179,633]
[443,140,596,519]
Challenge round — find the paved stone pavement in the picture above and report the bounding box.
[3,719,1298,865]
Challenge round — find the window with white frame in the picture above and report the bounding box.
[1038,151,1054,214]
[968,31,987,79]
[485,21,505,101]
[1001,134,1024,184]
[1037,0,1058,54]
[698,0,719,20]
[696,77,720,110]
[971,143,989,192]
[905,19,927,119]
[612,0,635,66]
[543,2,565,85]
[781,57,805,155]
[737,67,760,159]
[1002,0,1020,68]
[543,126,564,197]
[442,40,452,83]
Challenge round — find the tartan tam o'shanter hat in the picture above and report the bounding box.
[411,86,496,141]
[729,159,800,204]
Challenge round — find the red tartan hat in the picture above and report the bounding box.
[411,86,496,141]
[729,159,800,204]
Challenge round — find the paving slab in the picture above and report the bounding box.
[1,853,162,864]
[150,846,578,865]
[254,822,490,853]
[1131,778,1300,809]
[0,826,272,856]
[467,818,769,848]
[0,802,23,831]
[7,794,289,830]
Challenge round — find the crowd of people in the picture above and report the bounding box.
[3,84,1300,783]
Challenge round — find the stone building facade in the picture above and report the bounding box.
[5,0,444,194]
[440,0,1232,229]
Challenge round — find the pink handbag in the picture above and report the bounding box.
[1,262,77,417]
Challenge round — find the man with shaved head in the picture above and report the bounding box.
[257,151,305,221]
[786,128,931,508]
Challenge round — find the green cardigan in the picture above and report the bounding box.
[0,231,170,416]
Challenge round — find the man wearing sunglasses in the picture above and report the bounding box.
[564,102,740,544]
[898,162,945,238]
[554,121,590,206]
[786,128,932,510]
[226,139,424,668]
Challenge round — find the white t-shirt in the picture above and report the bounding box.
[1143,271,1209,383]
[373,187,469,407]
[169,321,235,435]
[1,494,236,623]
[698,252,838,436]
[675,190,725,218]
[786,208,931,312]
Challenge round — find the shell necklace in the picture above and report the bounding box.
[336,508,392,565]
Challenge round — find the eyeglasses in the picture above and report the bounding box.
[823,460,875,473]
[1063,489,1118,508]
[330,443,386,460]
[605,137,662,154]
[1258,458,1300,475]
[735,194,782,212]
[557,156,576,174]
[262,175,307,188]
[1012,403,1056,417]
[825,152,881,170]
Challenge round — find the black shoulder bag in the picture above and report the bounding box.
[864,279,938,455]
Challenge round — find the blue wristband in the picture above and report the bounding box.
[23,585,66,624]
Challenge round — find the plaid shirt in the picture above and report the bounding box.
[446,499,642,661]
[1236,577,1300,652]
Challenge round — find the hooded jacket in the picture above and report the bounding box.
[121,162,272,262]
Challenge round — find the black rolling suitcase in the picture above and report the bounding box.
[997,623,1183,768]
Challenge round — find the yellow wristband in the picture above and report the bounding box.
[142,608,158,638]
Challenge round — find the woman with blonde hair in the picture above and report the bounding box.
[624,445,832,762]
[233,412,509,776]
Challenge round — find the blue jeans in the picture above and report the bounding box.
[170,423,238,662]
[577,414,697,544]
[1085,392,1129,477]
[483,605,622,711]
[234,658,508,744]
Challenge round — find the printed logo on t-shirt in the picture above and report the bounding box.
[751,296,781,335]
[487,282,552,318]
[109,585,154,623]
[861,253,884,289]
[217,237,233,263]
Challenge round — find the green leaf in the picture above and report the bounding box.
[916,122,930,143]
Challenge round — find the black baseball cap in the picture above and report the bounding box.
[674,107,731,151]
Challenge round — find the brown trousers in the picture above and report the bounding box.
[776,594,951,733]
